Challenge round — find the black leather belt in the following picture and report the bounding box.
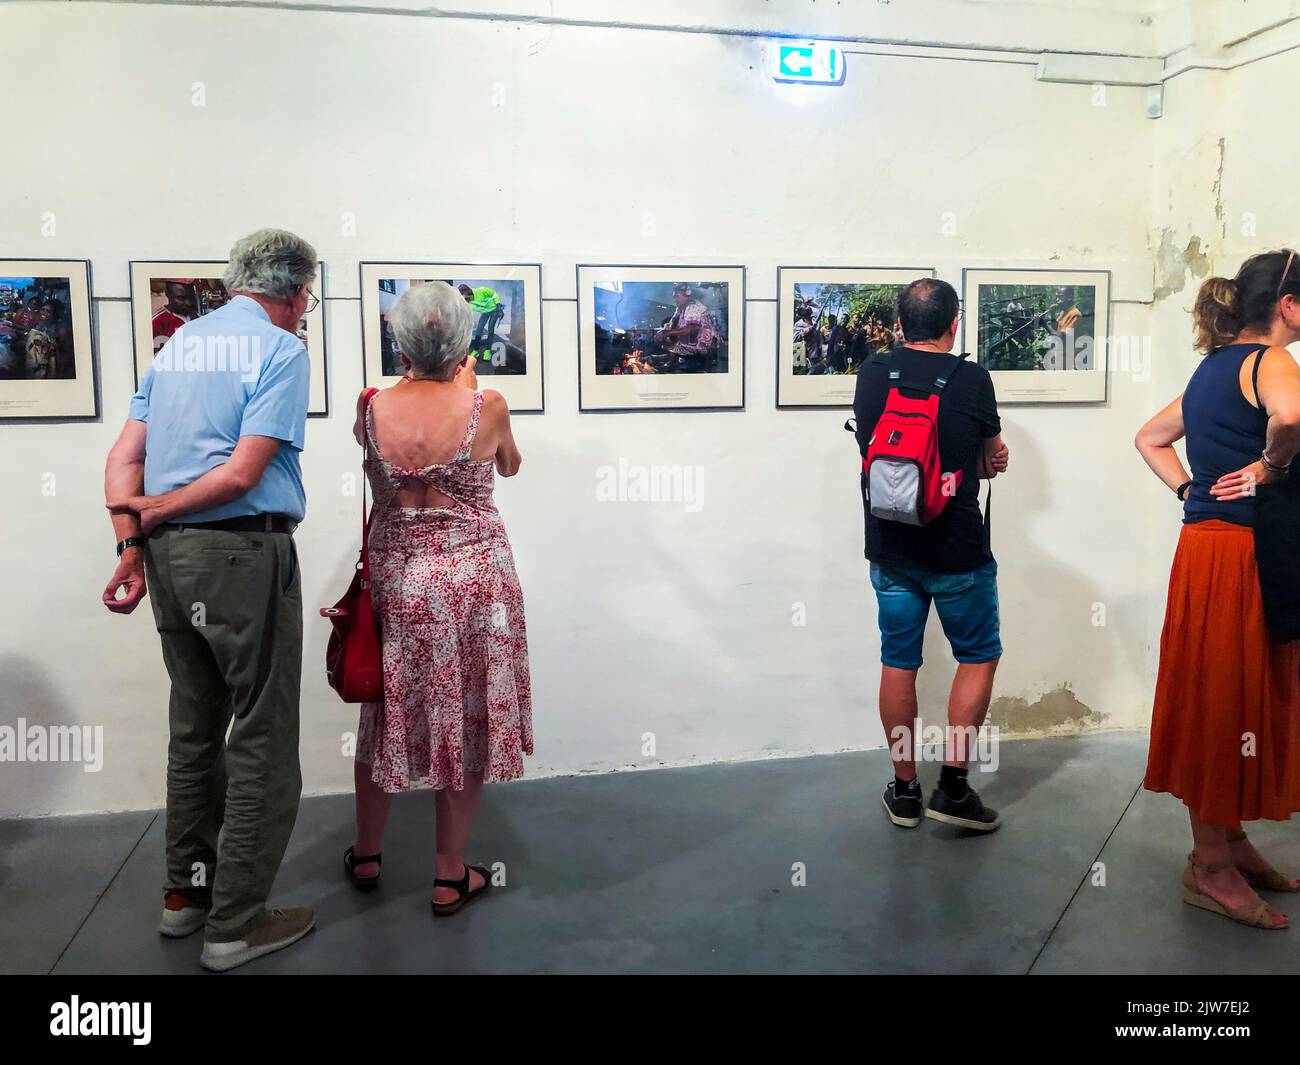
[163,513,297,534]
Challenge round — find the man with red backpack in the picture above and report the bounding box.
[852,278,1009,833]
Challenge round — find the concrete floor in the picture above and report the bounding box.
[6,731,1300,975]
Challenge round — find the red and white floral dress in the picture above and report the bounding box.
[357,390,533,792]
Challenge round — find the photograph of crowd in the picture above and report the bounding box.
[592,280,729,375]
[0,276,77,381]
[791,282,906,376]
[377,278,527,379]
[975,282,1097,372]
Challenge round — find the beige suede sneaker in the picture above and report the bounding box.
[200,907,316,972]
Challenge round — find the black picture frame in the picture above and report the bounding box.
[775,264,937,410]
[0,257,100,423]
[358,260,546,415]
[575,263,747,413]
[960,266,1113,406]
[128,259,331,417]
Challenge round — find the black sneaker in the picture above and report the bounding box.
[882,781,923,828]
[925,786,1001,832]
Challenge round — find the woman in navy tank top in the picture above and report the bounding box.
[1136,249,1300,930]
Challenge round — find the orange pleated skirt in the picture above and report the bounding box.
[1145,520,1300,826]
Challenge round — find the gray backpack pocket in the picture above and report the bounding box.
[868,458,923,525]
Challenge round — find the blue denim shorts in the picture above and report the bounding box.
[870,560,1002,670]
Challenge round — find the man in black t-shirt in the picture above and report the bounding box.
[852,278,1009,834]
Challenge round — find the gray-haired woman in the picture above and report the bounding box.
[345,281,532,915]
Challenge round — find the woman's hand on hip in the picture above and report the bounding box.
[1210,461,1280,501]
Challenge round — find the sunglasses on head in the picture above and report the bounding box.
[1278,250,1297,299]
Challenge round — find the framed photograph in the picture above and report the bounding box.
[776,266,934,407]
[962,268,1111,404]
[359,262,544,413]
[0,260,97,420]
[128,260,329,416]
[577,265,745,412]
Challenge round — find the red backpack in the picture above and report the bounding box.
[862,351,969,526]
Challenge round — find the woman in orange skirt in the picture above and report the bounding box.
[1137,249,1300,929]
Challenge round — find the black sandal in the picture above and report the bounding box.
[430,864,491,917]
[343,846,382,892]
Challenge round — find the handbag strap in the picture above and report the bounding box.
[360,387,380,582]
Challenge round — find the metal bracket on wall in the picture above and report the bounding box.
[1035,52,1166,119]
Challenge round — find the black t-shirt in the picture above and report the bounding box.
[852,346,1001,574]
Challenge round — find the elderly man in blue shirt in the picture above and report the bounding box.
[102,228,318,972]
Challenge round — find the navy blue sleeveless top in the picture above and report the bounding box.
[1182,343,1268,527]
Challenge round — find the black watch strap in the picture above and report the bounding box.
[116,535,147,557]
[1176,480,1193,502]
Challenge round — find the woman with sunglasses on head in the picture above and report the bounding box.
[345,280,531,916]
[1136,249,1300,929]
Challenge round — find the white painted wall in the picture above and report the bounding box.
[0,0,1264,817]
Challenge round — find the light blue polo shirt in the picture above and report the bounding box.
[128,294,309,523]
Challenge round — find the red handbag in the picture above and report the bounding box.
[320,388,383,702]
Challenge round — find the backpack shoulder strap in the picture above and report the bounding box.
[933,351,971,392]
[886,346,929,393]
[885,346,905,382]
[889,347,969,395]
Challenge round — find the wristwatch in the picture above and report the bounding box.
[116,536,148,557]
[1176,480,1193,501]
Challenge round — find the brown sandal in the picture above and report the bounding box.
[1182,854,1289,929]
[1241,866,1300,893]
[1226,831,1300,892]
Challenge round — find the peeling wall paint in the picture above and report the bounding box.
[1213,136,1226,237]
[988,685,1104,736]
[1153,229,1212,301]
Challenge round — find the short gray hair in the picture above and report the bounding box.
[223,228,317,300]
[389,282,473,379]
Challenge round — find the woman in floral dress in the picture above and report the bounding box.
[346,281,531,916]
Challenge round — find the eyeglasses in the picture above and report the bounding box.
[303,287,320,314]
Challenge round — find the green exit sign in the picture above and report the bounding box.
[771,41,845,84]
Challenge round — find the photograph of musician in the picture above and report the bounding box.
[379,278,527,378]
[976,283,1096,372]
[593,280,728,375]
[792,283,905,375]
[0,277,77,380]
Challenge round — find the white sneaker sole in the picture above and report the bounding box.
[924,807,1001,832]
[200,916,316,972]
[882,795,921,828]
[159,909,208,938]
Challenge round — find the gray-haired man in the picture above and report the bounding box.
[103,228,318,971]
